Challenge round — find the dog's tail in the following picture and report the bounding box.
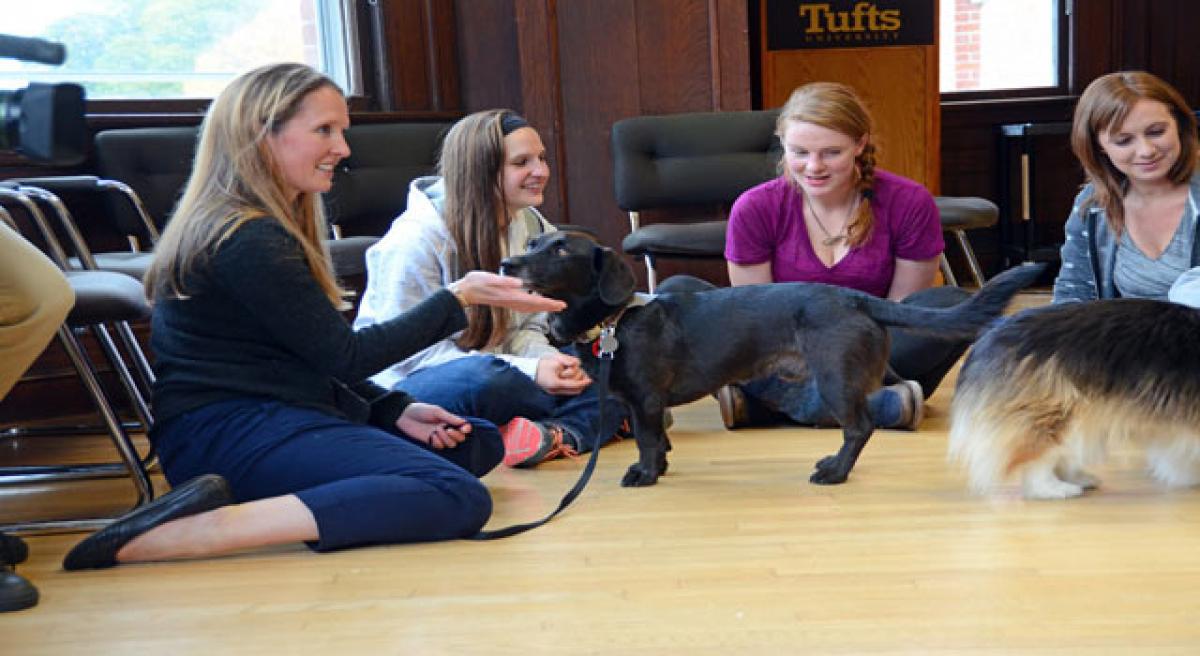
[859,262,1046,339]
[947,342,1054,493]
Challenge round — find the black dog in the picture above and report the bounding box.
[501,232,1044,487]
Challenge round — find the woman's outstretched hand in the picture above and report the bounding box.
[450,271,565,313]
[397,402,471,450]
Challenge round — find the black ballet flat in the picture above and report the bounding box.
[1,532,37,612]
[0,566,38,613]
[0,532,29,566]
[62,474,234,571]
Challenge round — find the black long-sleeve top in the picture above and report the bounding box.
[149,218,467,430]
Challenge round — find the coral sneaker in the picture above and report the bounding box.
[500,418,579,468]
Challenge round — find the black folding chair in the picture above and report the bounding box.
[0,186,155,534]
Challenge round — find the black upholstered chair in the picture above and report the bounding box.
[0,188,155,533]
[98,126,387,277]
[7,180,156,399]
[611,109,782,291]
[11,176,158,280]
[93,126,195,244]
[323,121,453,275]
[93,122,453,279]
[327,121,453,238]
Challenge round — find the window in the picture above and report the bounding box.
[0,0,361,99]
[939,0,1063,95]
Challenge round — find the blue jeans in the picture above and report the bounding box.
[151,397,503,551]
[743,375,905,427]
[394,351,629,452]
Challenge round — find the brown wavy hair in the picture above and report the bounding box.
[1071,71,1199,234]
[775,81,877,247]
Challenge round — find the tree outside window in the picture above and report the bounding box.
[0,0,355,99]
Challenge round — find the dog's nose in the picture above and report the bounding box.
[499,257,515,276]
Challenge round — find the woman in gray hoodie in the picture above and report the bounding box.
[355,110,629,468]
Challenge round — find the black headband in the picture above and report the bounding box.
[500,112,530,135]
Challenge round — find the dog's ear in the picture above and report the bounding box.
[594,244,636,305]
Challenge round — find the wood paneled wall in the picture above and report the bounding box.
[454,0,753,284]
[376,0,461,111]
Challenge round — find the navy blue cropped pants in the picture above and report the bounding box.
[151,397,503,551]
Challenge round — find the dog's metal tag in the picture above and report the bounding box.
[598,327,619,358]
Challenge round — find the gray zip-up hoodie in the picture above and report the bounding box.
[1053,172,1200,303]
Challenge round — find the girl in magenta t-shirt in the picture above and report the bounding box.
[715,82,973,431]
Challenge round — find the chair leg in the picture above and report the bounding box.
[1,322,157,467]
[114,320,155,400]
[97,322,154,433]
[0,325,154,534]
[644,254,658,293]
[954,229,988,287]
[627,210,659,292]
[95,322,160,471]
[939,253,959,287]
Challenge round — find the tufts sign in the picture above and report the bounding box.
[766,0,935,50]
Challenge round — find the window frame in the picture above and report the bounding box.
[938,0,1073,102]
[5,0,378,118]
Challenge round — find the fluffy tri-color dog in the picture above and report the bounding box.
[501,232,1043,488]
[948,298,1200,499]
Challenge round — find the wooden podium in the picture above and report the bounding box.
[759,0,940,191]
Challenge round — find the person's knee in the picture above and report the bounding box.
[469,422,505,474]
[449,478,493,535]
[6,274,74,333]
[45,274,75,325]
[475,360,534,399]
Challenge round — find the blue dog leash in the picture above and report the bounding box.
[470,325,617,540]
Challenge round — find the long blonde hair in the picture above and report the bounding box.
[440,109,530,349]
[144,62,347,307]
[1071,71,1199,234]
[776,82,878,247]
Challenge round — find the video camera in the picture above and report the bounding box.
[0,34,86,165]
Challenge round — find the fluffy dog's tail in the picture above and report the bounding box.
[947,341,1081,493]
[859,262,1046,339]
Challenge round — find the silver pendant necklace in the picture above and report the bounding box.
[805,194,856,247]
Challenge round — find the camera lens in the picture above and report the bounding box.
[0,83,87,165]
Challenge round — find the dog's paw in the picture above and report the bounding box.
[1057,468,1101,490]
[621,463,660,487]
[1021,477,1085,500]
[809,456,849,485]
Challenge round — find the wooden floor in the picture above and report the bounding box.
[4,292,1200,654]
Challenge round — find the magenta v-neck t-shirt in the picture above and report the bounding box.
[725,170,944,298]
